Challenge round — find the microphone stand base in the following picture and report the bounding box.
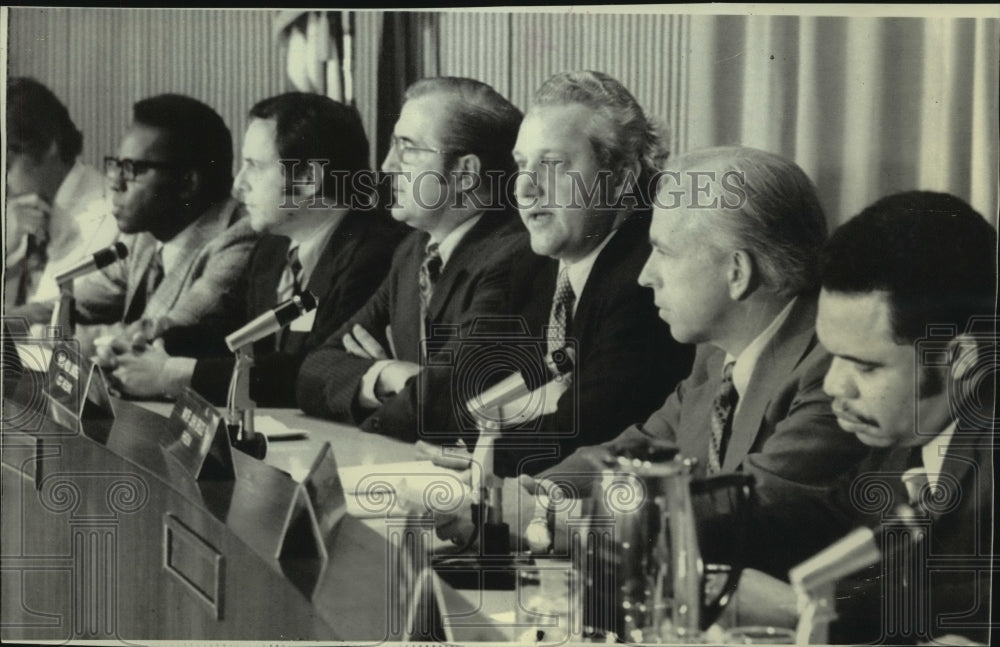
[431,553,532,590]
[230,429,268,459]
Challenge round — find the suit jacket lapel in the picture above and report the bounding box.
[425,215,505,323]
[306,212,360,299]
[123,234,157,321]
[393,233,428,363]
[724,295,821,471]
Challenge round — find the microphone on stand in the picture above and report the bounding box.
[225,290,317,460]
[54,242,128,286]
[225,291,317,351]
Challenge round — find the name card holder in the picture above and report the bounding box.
[163,387,235,482]
[276,442,347,596]
[46,341,116,433]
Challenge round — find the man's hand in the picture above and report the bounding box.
[112,339,171,399]
[343,324,390,360]
[375,360,421,399]
[416,439,474,470]
[6,194,52,254]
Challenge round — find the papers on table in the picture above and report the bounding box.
[255,415,309,440]
[338,460,473,518]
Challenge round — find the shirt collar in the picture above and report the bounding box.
[434,214,481,268]
[558,229,618,316]
[159,217,203,277]
[921,420,957,491]
[287,214,344,288]
[725,297,797,401]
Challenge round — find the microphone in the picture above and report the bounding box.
[54,242,128,285]
[225,291,317,351]
[789,505,925,593]
[465,372,530,417]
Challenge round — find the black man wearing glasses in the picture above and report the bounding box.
[73,94,257,359]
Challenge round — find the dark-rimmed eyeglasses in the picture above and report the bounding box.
[388,134,457,165]
[104,156,179,182]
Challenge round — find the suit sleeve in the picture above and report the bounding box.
[160,220,256,331]
[195,232,396,408]
[73,253,129,325]
[295,270,394,421]
[529,361,697,494]
[507,283,694,475]
[356,235,529,441]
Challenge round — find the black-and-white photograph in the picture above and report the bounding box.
[2,5,997,645]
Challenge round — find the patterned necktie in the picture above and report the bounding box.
[546,267,576,375]
[287,246,304,296]
[707,361,739,474]
[145,247,165,299]
[418,242,442,313]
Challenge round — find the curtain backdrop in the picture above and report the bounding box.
[357,11,998,227]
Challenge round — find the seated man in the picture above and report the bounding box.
[437,147,867,544]
[5,77,117,314]
[488,70,694,475]
[108,93,402,406]
[727,192,995,644]
[296,77,537,436]
[52,94,257,356]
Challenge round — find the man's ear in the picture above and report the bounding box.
[291,161,321,204]
[177,169,201,201]
[452,153,482,193]
[727,249,756,300]
[949,332,982,382]
[611,159,641,203]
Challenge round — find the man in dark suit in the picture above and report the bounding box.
[733,192,996,644]
[110,93,400,407]
[436,146,868,546]
[481,71,693,475]
[296,77,537,433]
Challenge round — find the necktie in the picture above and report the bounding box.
[145,247,165,300]
[287,246,304,296]
[546,267,576,375]
[707,361,739,474]
[276,247,305,350]
[418,242,442,314]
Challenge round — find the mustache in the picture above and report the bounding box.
[831,401,879,427]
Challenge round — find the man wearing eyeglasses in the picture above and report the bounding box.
[73,94,257,357]
[106,92,402,406]
[296,77,540,440]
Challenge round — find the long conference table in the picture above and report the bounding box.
[0,364,515,643]
[2,357,798,643]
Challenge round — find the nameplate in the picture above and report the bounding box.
[276,443,346,596]
[163,387,235,482]
[46,341,116,427]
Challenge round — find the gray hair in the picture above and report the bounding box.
[663,146,827,298]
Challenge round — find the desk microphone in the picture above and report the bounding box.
[54,242,128,285]
[225,291,317,352]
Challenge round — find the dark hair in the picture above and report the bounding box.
[820,191,998,343]
[132,94,233,202]
[249,92,370,205]
[7,77,83,164]
[404,76,523,209]
[533,70,666,209]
